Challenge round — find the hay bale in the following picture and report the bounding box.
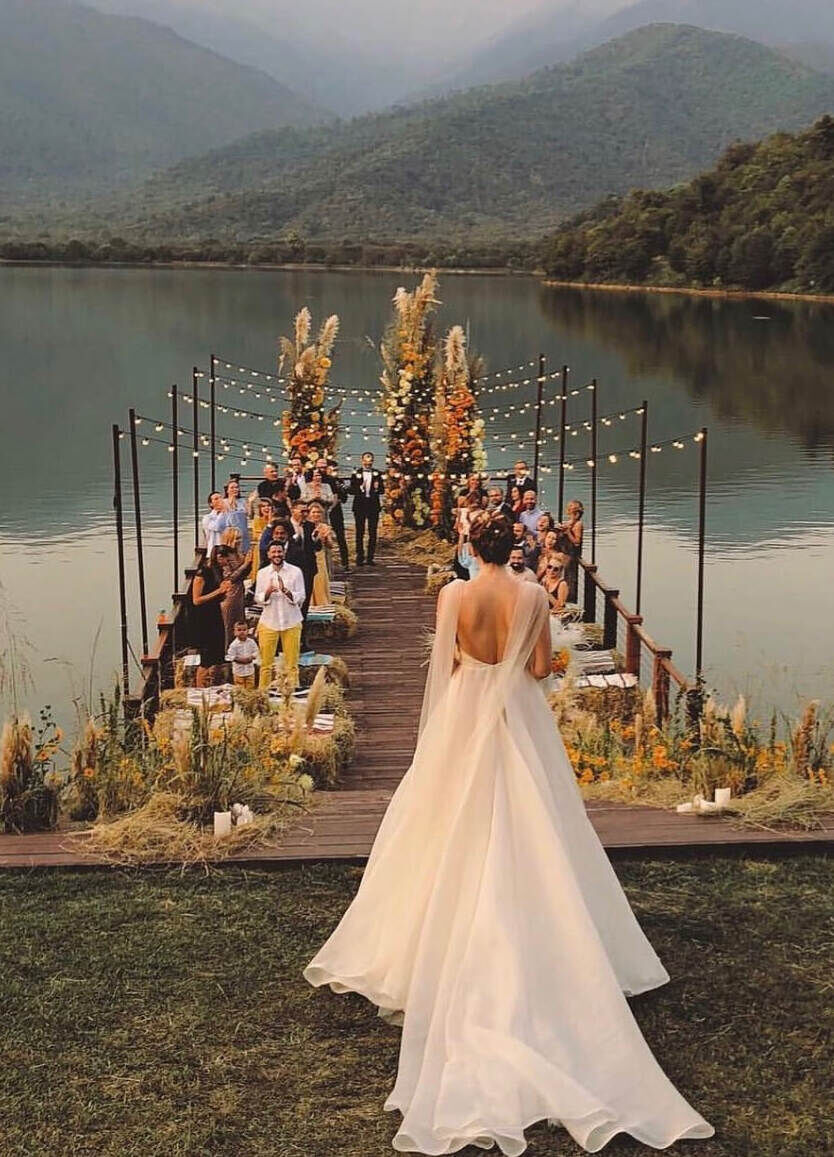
[305,604,358,642]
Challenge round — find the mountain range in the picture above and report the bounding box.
[0,0,323,203]
[428,0,834,94]
[56,24,834,245]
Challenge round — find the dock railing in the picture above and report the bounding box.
[579,558,691,722]
[128,549,204,719]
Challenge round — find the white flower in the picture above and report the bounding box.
[298,773,314,792]
[289,753,305,769]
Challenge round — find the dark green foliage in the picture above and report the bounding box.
[9,24,834,245]
[0,0,322,202]
[0,857,832,1154]
[540,116,834,292]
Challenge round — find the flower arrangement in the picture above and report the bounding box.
[0,707,62,832]
[550,683,834,828]
[279,307,341,462]
[430,325,486,537]
[379,273,439,529]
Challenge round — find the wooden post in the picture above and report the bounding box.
[209,355,217,492]
[192,367,200,550]
[532,353,546,487]
[171,387,179,594]
[590,378,598,565]
[625,613,643,676]
[112,425,130,700]
[128,407,148,657]
[557,364,568,517]
[603,587,619,650]
[583,563,598,624]
[652,649,672,724]
[696,427,708,681]
[636,399,648,614]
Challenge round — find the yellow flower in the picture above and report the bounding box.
[318,357,331,368]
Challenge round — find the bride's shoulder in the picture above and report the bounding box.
[438,578,465,603]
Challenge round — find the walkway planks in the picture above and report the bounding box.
[1,545,832,869]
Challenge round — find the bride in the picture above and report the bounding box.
[304,511,714,1154]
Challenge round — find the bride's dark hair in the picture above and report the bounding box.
[469,511,514,565]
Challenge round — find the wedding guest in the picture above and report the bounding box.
[541,552,569,614]
[300,468,335,518]
[486,486,514,520]
[286,455,306,499]
[251,498,274,579]
[217,478,250,552]
[536,529,562,580]
[214,529,252,646]
[201,492,226,555]
[508,485,524,518]
[189,552,229,687]
[288,501,317,624]
[257,463,282,502]
[271,485,291,521]
[507,546,538,582]
[326,457,350,570]
[225,620,260,689]
[350,451,383,566]
[308,500,333,607]
[505,459,536,501]
[255,541,306,690]
[518,489,544,537]
[455,494,484,580]
[460,473,486,504]
[558,499,584,601]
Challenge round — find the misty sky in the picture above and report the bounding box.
[98,0,627,65]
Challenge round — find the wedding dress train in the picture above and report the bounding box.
[304,579,714,1154]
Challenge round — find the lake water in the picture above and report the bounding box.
[1,266,832,726]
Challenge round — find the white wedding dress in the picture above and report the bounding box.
[304,579,714,1154]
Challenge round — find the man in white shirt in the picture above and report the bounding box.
[201,491,226,555]
[255,542,306,689]
[507,546,538,582]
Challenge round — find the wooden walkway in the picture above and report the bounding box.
[1,545,832,869]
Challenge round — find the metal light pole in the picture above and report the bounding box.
[128,407,148,656]
[112,425,130,699]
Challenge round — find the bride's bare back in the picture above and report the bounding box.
[457,570,552,677]
[457,570,522,664]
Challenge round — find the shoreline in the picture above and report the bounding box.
[541,279,834,306]
[0,258,528,278]
[3,260,834,302]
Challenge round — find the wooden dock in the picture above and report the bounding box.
[1,547,832,869]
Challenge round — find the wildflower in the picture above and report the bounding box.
[83,767,96,779]
[730,695,747,738]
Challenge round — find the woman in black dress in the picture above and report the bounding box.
[189,554,229,687]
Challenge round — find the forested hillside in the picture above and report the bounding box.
[540,116,834,292]
[34,25,834,243]
[0,0,322,202]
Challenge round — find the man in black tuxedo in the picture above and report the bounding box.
[505,459,537,501]
[350,451,384,566]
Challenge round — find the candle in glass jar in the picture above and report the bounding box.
[214,811,232,837]
[714,787,731,808]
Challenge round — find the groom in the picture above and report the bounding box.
[350,451,384,566]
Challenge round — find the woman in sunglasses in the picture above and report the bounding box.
[541,550,569,613]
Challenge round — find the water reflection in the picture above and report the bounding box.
[539,287,834,450]
[0,268,832,721]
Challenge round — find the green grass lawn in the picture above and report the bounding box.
[1,856,832,1157]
